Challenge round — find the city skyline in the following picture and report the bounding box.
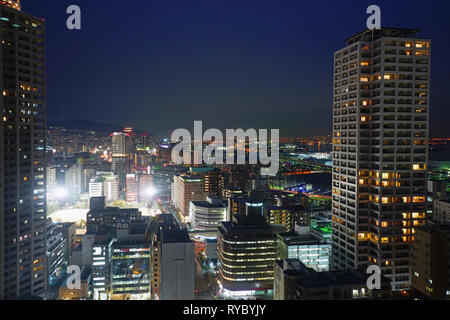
[1,0,450,304]
[23,0,450,137]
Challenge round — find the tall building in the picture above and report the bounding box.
[111,132,127,191]
[0,2,47,299]
[204,169,224,197]
[138,174,153,202]
[126,174,138,203]
[331,28,431,290]
[46,165,57,202]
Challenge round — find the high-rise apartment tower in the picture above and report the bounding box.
[0,1,47,299]
[331,28,430,291]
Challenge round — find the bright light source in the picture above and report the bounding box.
[145,187,157,197]
[55,187,68,199]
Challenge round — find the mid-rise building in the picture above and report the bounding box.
[126,174,138,203]
[265,207,294,232]
[171,174,206,220]
[88,172,119,202]
[189,197,227,231]
[277,226,330,272]
[274,259,391,300]
[204,169,224,197]
[86,197,142,234]
[91,236,114,300]
[433,199,450,224]
[159,229,195,300]
[410,221,450,299]
[46,219,67,287]
[332,28,431,290]
[110,223,151,300]
[217,212,277,298]
[138,174,153,202]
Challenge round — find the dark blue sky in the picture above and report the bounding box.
[24,0,450,136]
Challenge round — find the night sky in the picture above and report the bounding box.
[24,0,450,137]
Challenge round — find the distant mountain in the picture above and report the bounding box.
[48,120,153,136]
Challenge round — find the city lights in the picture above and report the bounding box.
[1,0,449,309]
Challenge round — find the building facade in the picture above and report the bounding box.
[189,197,227,232]
[331,28,431,290]
[217,214,277,298]
[410,221,450,299]
[0,1,47,299]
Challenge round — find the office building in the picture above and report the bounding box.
[126,174,138,203]
[46,165,57,202]
[217,212,277,298]
[149,214,178,300]
[111,132,128,191]
[278,226,330,272]
[110,223,151,300]
[171,174,206,220]
[138,174,153,202]
[91,236,114,300]
[86,197,142,234]
[0,1,47,299]
[65,160,82,202]
[159,229,195,300]
[332,28,431,290]
[189,197,227,231]
[88,172,119,202]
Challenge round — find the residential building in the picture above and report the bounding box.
[0,1,47,299]
[332,28,431,290]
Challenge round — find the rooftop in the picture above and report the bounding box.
[161,228,191,244]
[345,27,421,46]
